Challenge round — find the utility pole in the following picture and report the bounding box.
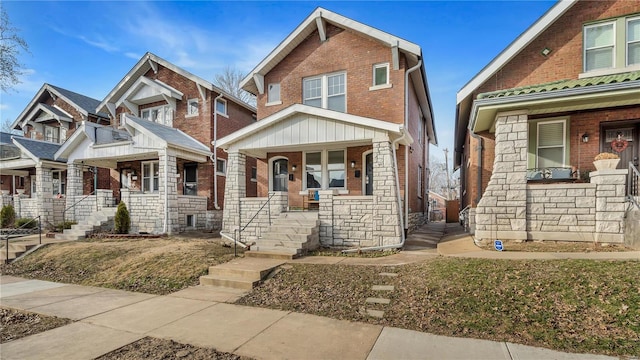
[443,148,452,200]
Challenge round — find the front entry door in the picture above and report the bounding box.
[365,152,373,195]
[272,159,288,192]
[602,126,639,169]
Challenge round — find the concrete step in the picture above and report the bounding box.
[255,239,308,250]
[278,211,319,220]
[54,233,86,241]
[271,219,319,227]
[266,225,317,235]
[245,249,299,260]
[199,275,259,290]
[259,232,312,242]
[207,258,284,281]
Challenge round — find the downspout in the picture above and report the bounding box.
[212,93,223,210]
[404,60,423,236]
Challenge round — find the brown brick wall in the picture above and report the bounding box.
[256,24,406,124]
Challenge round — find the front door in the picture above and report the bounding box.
[602,126,639,169]
[365,152,373,195]
[272,159,288,192]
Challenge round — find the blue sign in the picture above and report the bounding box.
[494,240,504,251]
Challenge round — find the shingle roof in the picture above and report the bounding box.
[47,84,108,118]
[0,132,20,145]
[477,71,640,99]
[12,137,64,162]
[126,116,210,153]
[40,103,71,119]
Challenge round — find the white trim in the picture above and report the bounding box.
[216,158,227,176]
[141,160,160,193]
[456,0,578,104]
[265,101,283,107]
[583,20,616,73]
[369,84,392,91]
[627,16,640,67]
[535,119,567,168]
[372,63,390,87]
[303,149,346,191]
[269,156,289,192]
[361,149,373,195]
[216,98,228,117]
[186,98,199,117]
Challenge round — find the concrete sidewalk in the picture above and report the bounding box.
[0,276,615,360]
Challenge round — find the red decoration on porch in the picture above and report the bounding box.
[611,139,628,153]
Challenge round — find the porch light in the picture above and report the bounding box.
[582,133,589,143]
[291,164,297,172]
[350,160,356,168]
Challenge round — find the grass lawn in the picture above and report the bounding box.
[237,258,640,357]
[1,236,243,295]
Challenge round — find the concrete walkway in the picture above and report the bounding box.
[0,276,615,360]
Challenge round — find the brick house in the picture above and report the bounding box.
[455,0,640,245]
[0,84,110,226]
[56,53,256,234]
[218,8,437,250]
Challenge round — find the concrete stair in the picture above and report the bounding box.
[199,257,285,290]
[247,211,320,260]
[0,242,38,264]
[55,207,117,241]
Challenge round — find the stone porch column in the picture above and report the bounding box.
[65,163,83,221]
[35,164,54,225]
[318,190,334,246]
[372,137,402,246]
[159,150,179,234]
[475,111,528,241]
[222,151,246,235]
[590,169,627,243]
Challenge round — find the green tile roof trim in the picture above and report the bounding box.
[477,70,640,99]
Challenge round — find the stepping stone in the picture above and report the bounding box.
[366,297,391,305]
[366,309,384,318]
[372,285,394,291]
[379,273,398,277]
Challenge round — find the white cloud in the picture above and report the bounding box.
[78,36,119,53]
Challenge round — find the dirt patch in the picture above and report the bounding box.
[96,337,253,360]
[237,259,640,357]
[478,240,634,252]
[1,307,72,343]
[1,237,244,295]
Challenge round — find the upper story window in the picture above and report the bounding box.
[584,21,615,72]
[187,99,199,116]
[267,83,281,105]
[216,98,227,116]
[373,63,389,86]
[44,125,60,143]
[627,17,640,66]
[141,105,173,126]
[303,72,346,112]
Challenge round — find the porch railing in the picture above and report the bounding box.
[220,192,276,257]
[2,215,41,263]
[627,161,640,210]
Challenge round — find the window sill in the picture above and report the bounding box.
[216,172,226,177]
[216,112,229,118]
[251,178,257,182]
[369,84,392,91]
[265,101,282,107]
[578,65,640,79]
[185,113,199,118]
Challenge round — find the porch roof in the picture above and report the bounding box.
[217,104,412,158]
[13,137,65,162]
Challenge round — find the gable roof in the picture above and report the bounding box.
[240,7,422,95]
[123,115,211,155]
[0,132,20,145]
[12,137,64,162]
[97,52,255,119]
[456,0,578,104]
[11,83,107,131]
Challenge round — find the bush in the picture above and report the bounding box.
[55,221,76,232]
[15,218,38,229]
[114,202,130,234]
[1,204,16,228]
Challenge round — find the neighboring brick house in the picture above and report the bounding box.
[56,53,257,233]
[455,0,640,244]
[218,8,437,249]
[0,84,110,226]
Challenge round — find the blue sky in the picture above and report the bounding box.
[1,0,555,163]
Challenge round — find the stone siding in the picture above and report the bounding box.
[234,192,288,242]
[206,210,223,231]
[13,197,38,220]
[177,195,208,231]
[329,196,374,247]
[407,212,427,232]
[120,190,163,234]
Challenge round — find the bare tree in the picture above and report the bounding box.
[213,66,256,107]
[0,8,29,92]
[428,154,458,199]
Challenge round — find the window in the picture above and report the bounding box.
[44,125,60,143]
[303,72,346,112]
[304,150,346,190]
[584,22,615,72]
[140,105,173,126]
[187,99,199,116]
[373,63,389,86]
[536,120,566,169]
[52,171,66,196]
[186,214,195,227]
[418,165,423,199]
[627,17,640,66]
[251,166,257,182]
[267,83,281,104]
[216,158,226,175]
[216,98,227,116]
[305,152,322,189]
[142,161,159,193]
[184,163,197,195]
[328,150,345,188]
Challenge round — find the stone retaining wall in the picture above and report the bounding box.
[177,195,208,231]
[14,197,37,220]
[407,212,427,232]
[120,190,163,234]
[206,210,223,231]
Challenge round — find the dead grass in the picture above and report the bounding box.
[1,307,72,343]
[1,237,243,295]
[478,240,634,252]
[237,258,640,357]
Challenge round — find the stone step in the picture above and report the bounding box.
[199,275,259,290]
[207,258,284,281]
[266,225,317,235]
[270,219,319,227]
[259,232,313,242]
[255,239,308,250]
[278,212,319,220]
[54,233,86,241]
[245,249,299,260]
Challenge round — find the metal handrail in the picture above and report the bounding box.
[227,192,276,257]
[627,161,640,210]
[3,215,41,263]
[62,191,95,224]
[240,192,276,233]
